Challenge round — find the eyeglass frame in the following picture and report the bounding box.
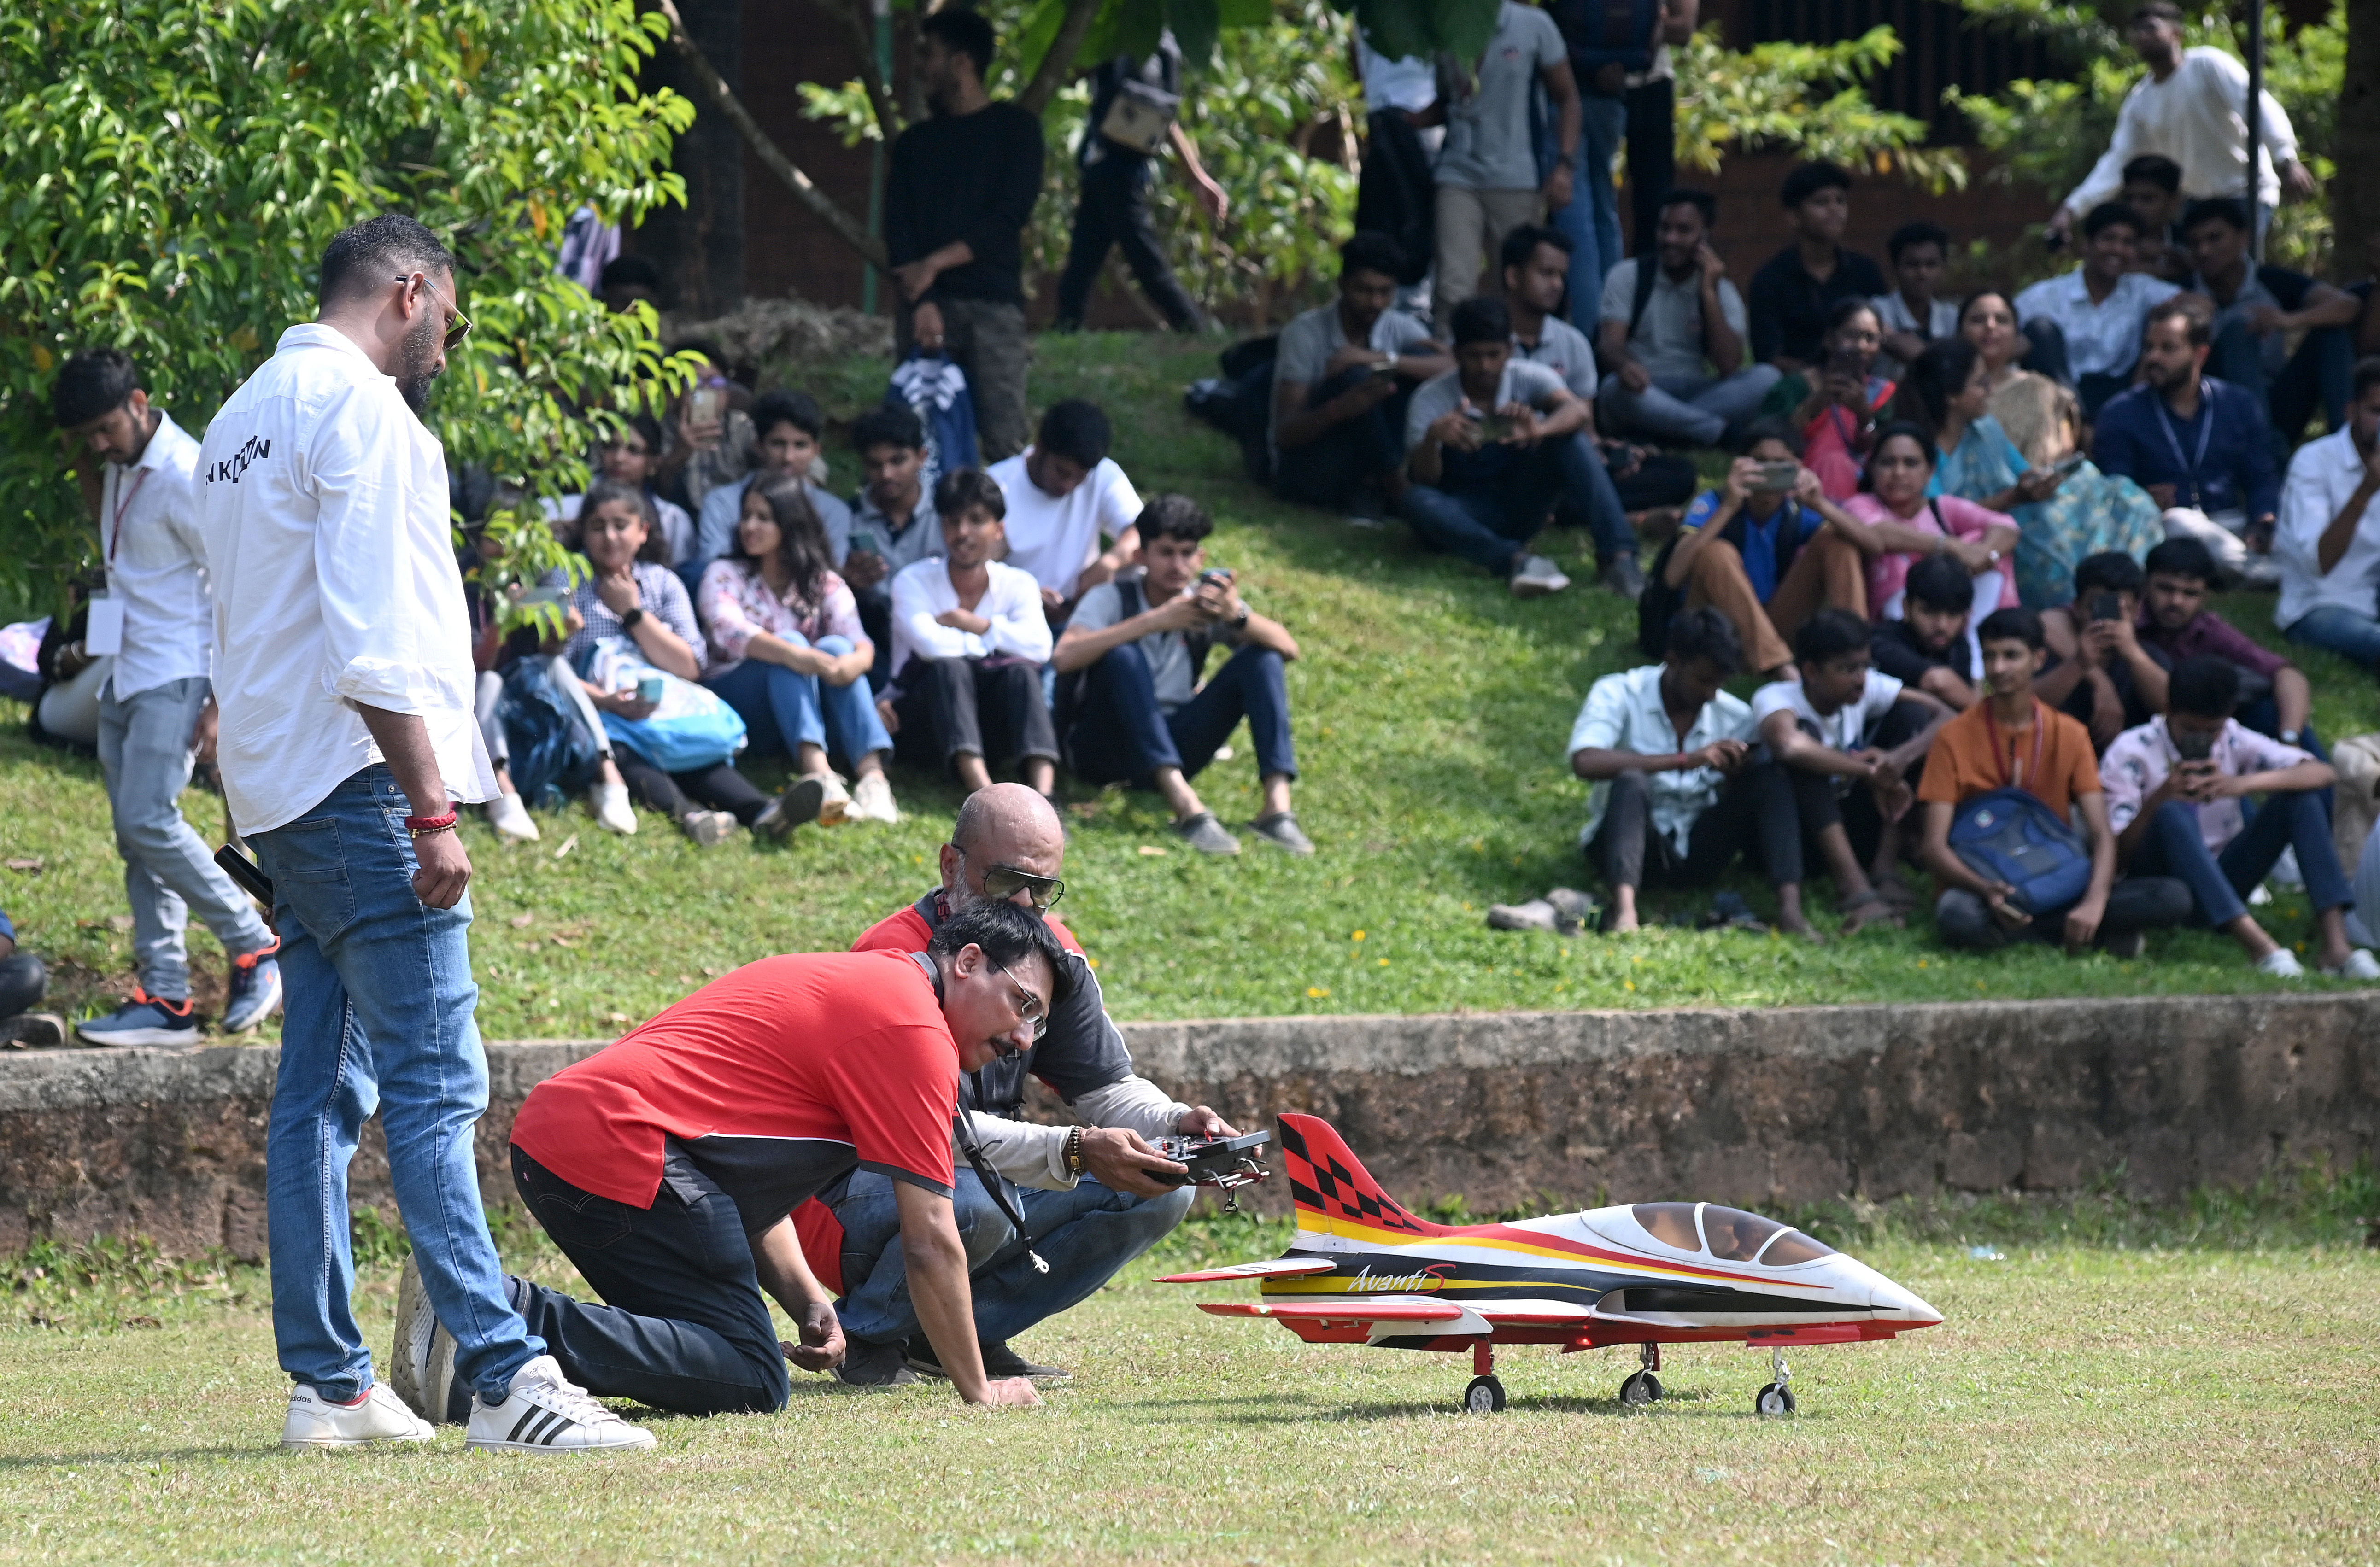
[993,960,1049,1043]
[954,847,1065,911]
[394,271,474,353]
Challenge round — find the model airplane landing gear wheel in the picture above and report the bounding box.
[1619,1343,1663,1406]
[1464,1375,1507,1413]
[1754,1348,1795,1417]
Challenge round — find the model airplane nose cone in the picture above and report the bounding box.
[1868,1277,1943,1326]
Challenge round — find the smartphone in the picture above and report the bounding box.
[2089,592,2123,623]
[2173,730,2216,763]
[1198,567,1233,586]
[689,384,725,424]
[1474,413,1515,442]
[1826,348,1865,382]
[1369,358,1400,380]
[1751,460,1800,492]
[2052,451,2088,479]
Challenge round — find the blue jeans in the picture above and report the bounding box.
[1067,642,1299,785]
[705,635,891,763]
[1550,94,1627,327]
[96,676,272,1000]
[1400,434,1617,574]
[250,766,539,1402]
[2128,793,2354,929]
[2283,605,2380,672]
[821,1168,1191,1346]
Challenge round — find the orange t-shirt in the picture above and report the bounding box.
[1917,698,2102,819]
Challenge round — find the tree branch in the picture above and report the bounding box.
[809,0,902,142]
[1015,0,1105,118]
[653,0,887,269]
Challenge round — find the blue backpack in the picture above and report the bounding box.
[1948,788,2093,915]
[886,353,979,499]
[496,658,604,808]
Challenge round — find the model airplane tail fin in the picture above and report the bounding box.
[1276,1114,1447,1240]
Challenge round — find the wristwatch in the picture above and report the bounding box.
[619,606,645,631]
[1381,350,1399,374]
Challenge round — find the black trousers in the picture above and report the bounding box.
[1273,367,1413,511]
[1746,700,1933,886]
[1934,877,2193,950]
[1055,158,1201,331]
[892,657,1058,775]
[0,953,45,1018]
[506,1146,791,1417]
[1589,768,1791,891]
[1624,77,1675,257]
[614,752,771,825]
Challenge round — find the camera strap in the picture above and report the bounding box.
[906,950,1049,1274]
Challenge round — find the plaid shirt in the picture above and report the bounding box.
[2100,715,2310,853]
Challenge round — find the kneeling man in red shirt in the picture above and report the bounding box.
[471,900,1063,1420]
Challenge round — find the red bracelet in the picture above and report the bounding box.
[405,809,459,838]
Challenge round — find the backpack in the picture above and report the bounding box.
[1185,336,1280,485]
[1948,787,2093,916]
[886,353,979,498]
[496,658,605,807]
[1549,0,1664,82]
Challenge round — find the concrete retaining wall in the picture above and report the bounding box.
[5,993,2376,1257]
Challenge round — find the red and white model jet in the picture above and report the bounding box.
[1163,1113,1941,1415]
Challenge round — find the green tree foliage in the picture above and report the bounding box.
[0,0,696,617]
[1674,26,1968,192]
[1946,1,2343,271]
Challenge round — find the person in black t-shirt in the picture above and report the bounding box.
[1053,32,1228,335]
[2182,198,2362,446]
[1747,161,1888,374]
[1870,553,1980,711]
[885,9,1044,462]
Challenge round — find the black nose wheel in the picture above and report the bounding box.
[1463,1374,1507,1414]
[1618,1343,1664,1406]
[1754,1347,1796,1416]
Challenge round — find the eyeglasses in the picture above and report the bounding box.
[994,960,1049,1042]
[956,848,1064,911]
[396,272,474,352]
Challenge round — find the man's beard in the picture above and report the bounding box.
[394,311,444,414]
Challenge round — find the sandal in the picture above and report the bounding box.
[1836,890,1904,934]
[1696,891,1771,934]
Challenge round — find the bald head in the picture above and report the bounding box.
[941,784,1066,910]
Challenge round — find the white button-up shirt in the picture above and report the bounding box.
[1568,664,1753,853]
[99,409,211,700]
[195,323,495,835]
[2013,269,2182,380]
[886,556,1052,680]
[2065,47,2299,214]
[2274,426,2380,629]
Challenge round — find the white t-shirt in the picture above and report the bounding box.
[988,450,1143,601]
[1751,670,1906,753]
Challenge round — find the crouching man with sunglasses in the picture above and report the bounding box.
[811,782,1238,1386]
[443,900,1064,1425]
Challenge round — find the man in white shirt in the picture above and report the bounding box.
[1747,608,1952,939]
[688,388,855,588]
[1054,496,1308,856]
[197,215,650,1457]
[50,351,281,1049]
[2014,203,2180,415]
[884,468,1059,798]
[2274,358,2380,671]
[2049,0,2312,245]
[1567,608,1765,933]
[1501,224,1642,597]
[986,399,1142,615]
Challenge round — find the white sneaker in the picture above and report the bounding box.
[681,808,739,847]
[486,791,541,843]
[1509,555,1571,598]
[2269,846,2305,890]
[465,1355,655,1453]
[2321,948,2380,981]
[281,1381,434,1451]
[387,1253,465,1425]
[848,772,900,824]
[814,772,852,826]
[2255,947,2306,978]
[587,782,638,835]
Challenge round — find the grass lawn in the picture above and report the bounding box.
[4,1190,2378,1565]
[5,331,2378,1038]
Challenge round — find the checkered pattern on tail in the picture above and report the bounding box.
[1276,1114,1441,1237]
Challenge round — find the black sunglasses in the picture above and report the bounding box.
[959,849,1064,911]
[396,272,474,353]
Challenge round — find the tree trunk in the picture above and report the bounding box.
[639,0,747,316]
[2339,0,2380,277]
[1016,0,1106,117]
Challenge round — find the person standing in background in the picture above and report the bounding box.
[51,349,282,1048]
[1427,0,1580,331]
[1053,32,1227,335]
[885,8,1043,461]
[197,214,651,1456]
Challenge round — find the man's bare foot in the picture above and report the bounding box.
[1608,908,1641,933]
[1837,891,1904,935]
[1869,871,1919,910]
[1776,909,1827,944]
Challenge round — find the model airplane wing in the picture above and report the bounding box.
[1158,1257,1340,1284]
[1196,1294,1468,1323]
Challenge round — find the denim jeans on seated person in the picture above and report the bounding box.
[249,766,541,1403]
[705,633,892,765]
[2283,605,2380,673]
[505,1146,789,1417]
[2126,791,2352,929]
[1066,642,1298,785]
[1273,366,1412,511]
[1933,875,2192,950]
[1398,432,1605,576]
[820,1167,1191,1347]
